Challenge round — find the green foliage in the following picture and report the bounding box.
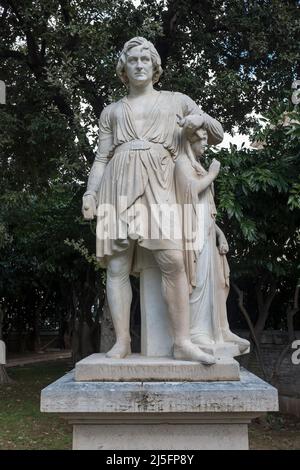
[208,104,300,330]
[0,1,299,341]
[0,179,102,339]
[1,1,299,138]
[212,105,300,279]
[64,237,104,274]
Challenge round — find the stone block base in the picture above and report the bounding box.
[75,353,240,382]
[41,367,278,450]
[73,420,248,450]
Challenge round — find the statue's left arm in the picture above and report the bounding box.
[179,93,224,145]
[215,224,229,254]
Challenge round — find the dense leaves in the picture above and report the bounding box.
[212,105,300,334]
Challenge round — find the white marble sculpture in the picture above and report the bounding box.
[40,38,279,452]
[175,127,250,354]
[82,37,228,364]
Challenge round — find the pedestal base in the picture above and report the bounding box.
[41,368,278,450]
[74,353,240,382]
[72,419,248,450]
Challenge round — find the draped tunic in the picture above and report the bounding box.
[94,90,223,268]
[175,145,231,344]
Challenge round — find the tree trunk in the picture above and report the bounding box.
[254,278,277,343]
[0,306,12,384]
[270,282,300,384]
[80,321,94,358]
[0,364,13,384]
[287,284,299,342]
[100,297,115,354]
[33,308,41,352]
[33,288,51,352]
[232,282,267,378]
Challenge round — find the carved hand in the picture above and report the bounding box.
[208,158,221,178]
[82,194,97,220]
[217,233,229,255]
[177,114,205,131]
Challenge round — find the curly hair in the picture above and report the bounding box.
[116,37,163,86]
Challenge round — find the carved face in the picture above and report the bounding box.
[190,129,208,157]
[125,46,154,87]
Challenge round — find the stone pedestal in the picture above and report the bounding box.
[41,368,278,450]
[74,353,240,382]
[140,265,172,357]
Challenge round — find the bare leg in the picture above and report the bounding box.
[154,250,216,364]
[106,241,135,358]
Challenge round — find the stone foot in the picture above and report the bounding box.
[222,330,250,353]
[173,340,216,365]
[106,339,131,359]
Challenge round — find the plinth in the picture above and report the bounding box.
[41,355,278,450]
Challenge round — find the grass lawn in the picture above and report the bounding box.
[0,360,72,450]
[0,359,299,450]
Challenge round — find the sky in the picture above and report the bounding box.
[219,130,252,150]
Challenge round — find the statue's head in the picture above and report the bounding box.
[116,37,163,86]
[186,127,208,158]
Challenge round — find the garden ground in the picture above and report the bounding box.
[0,360,299,450]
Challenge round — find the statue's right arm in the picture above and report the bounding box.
[82,161,106,220]
[175,158,220,199]
[194,159,220,194]
[194,173,216,194]
[82,105,114,220]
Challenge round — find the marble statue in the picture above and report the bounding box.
[41,39,278,449]
[82,37,224,364]
[175,127,250,354]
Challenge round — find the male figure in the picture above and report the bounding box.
[82,37,224,363]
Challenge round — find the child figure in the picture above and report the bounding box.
[175,121,249,354]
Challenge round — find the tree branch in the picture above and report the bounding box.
[254,276,277,340]
[270,283,299,383]
[77,75,104,118]
[155,0,179,68]
[0,49,26,60]
[59,0,71,25]
[232,281,267,379]
[4,0,95,162]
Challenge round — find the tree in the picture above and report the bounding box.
[0,0,299,360]
[212,101,300,345]
[1,1,299,140]
[0,178,107,358]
